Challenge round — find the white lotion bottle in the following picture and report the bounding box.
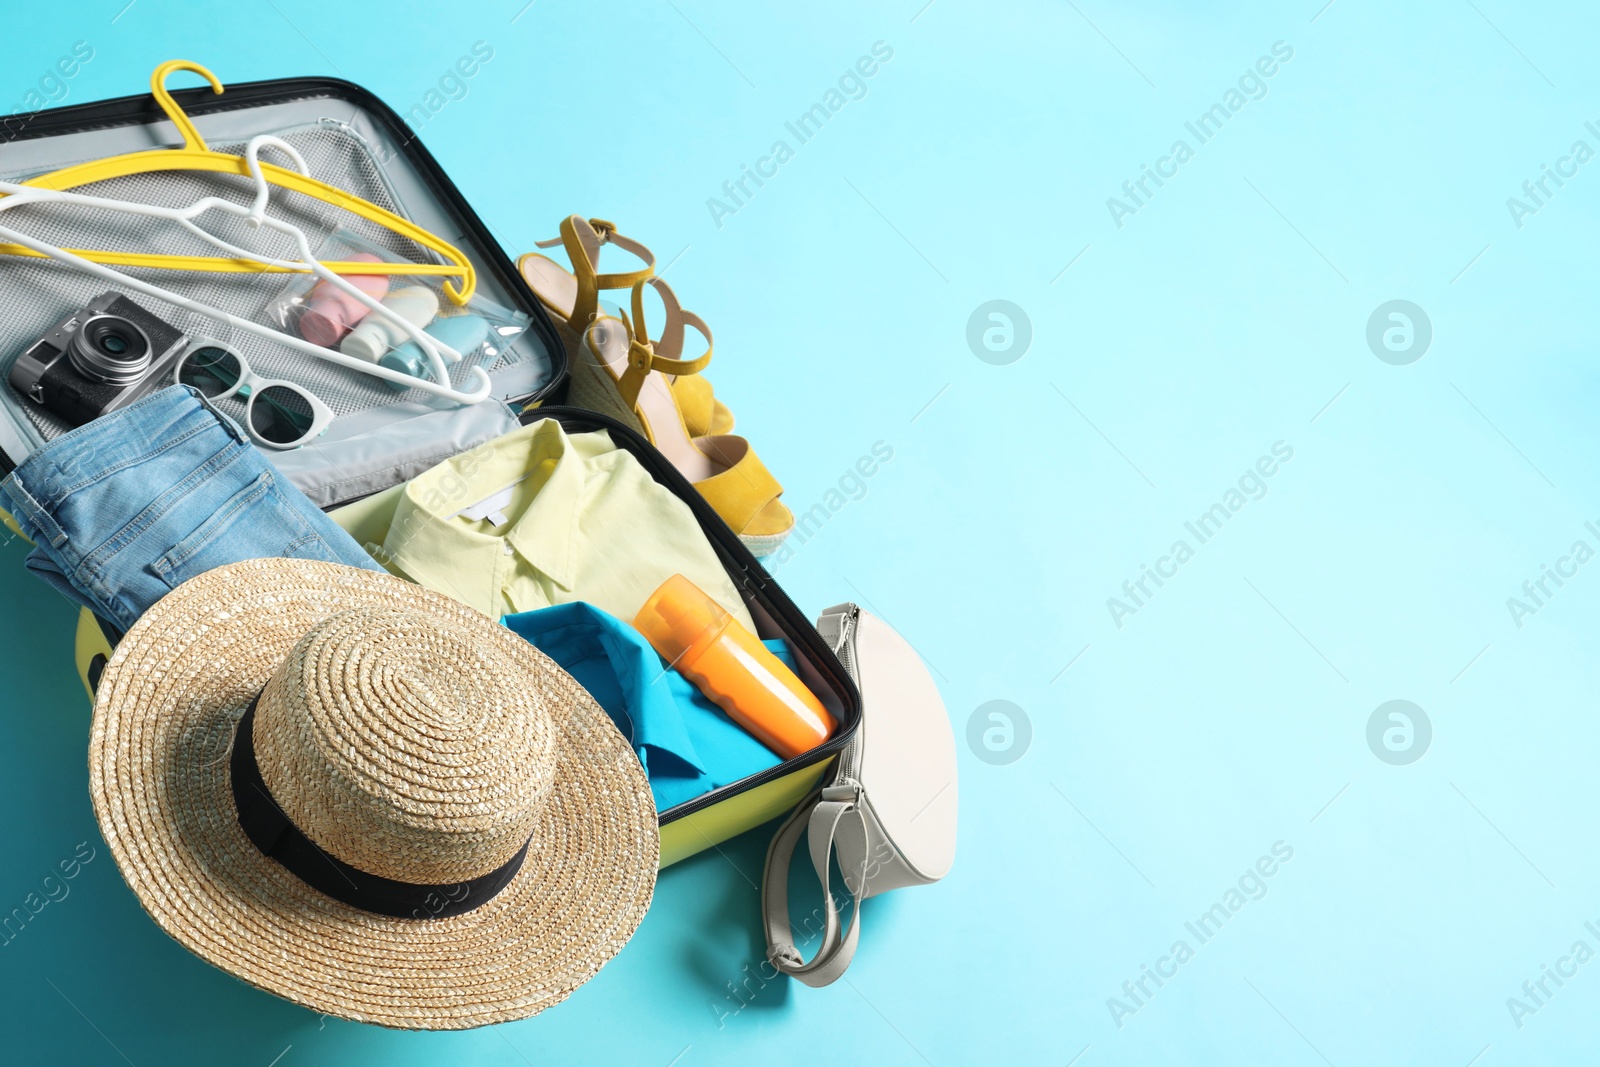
[341,285,442,362]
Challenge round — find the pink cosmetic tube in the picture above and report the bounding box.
[298,252,391,347]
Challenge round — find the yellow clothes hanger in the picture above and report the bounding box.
[0,60,474,306]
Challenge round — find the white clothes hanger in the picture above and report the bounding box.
[0,135,489,405]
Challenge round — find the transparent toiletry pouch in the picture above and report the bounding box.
[264,227,532,397]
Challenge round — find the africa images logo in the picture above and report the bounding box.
[1504,121,1600,230]
[1504,520,1600,629]
[706,41,895,229]
[1106,841,1295,1029]
[1106,442,1294,628]
[1105,41,1294,229]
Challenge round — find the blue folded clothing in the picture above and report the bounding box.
[503,600,786,811]
[0,385,383,632]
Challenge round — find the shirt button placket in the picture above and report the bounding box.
[498,540,515,615]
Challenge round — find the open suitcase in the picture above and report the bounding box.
[0,66,861,869]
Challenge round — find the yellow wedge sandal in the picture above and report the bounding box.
[517,215,654,357]
[519,216,734,437]
[672,374,735,437]
[579,278,794,556]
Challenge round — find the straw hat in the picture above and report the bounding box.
[87,558,659,1029]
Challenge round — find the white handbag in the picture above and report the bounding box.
[761,602,959,986]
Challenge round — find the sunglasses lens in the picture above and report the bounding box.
[178,346,242,397]
[250,385,317,446]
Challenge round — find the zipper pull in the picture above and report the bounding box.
[831,604,858,657]
[821,780,861,804]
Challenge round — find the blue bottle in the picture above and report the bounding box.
[379,315,492,390]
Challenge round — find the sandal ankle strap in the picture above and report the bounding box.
[532,216,656,335]
[534,216,655,291]
[613,278,712,410]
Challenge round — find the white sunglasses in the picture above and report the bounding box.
[173,342,333,450]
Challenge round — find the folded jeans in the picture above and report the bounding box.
[0,385,383,632]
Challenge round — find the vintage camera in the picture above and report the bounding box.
[9,292,189,428]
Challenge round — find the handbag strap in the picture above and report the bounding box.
[761,781,870,987]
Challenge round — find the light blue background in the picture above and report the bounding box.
[2,0,1598,1063]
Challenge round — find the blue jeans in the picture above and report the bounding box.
[0,385,381,632]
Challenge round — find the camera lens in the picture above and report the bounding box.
[68,314,153,386]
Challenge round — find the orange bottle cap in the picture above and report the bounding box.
[633,574,734,668]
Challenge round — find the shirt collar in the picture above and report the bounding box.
[502,430,582,593]
[382,420,583,605]
[501,602,707,776]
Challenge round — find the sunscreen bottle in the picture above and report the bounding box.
[634,574,835,759]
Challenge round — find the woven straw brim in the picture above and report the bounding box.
[87,559,659,1030]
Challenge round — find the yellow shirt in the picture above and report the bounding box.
[378,419,756,633]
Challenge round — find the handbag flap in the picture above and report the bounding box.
[852,610,958,881]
